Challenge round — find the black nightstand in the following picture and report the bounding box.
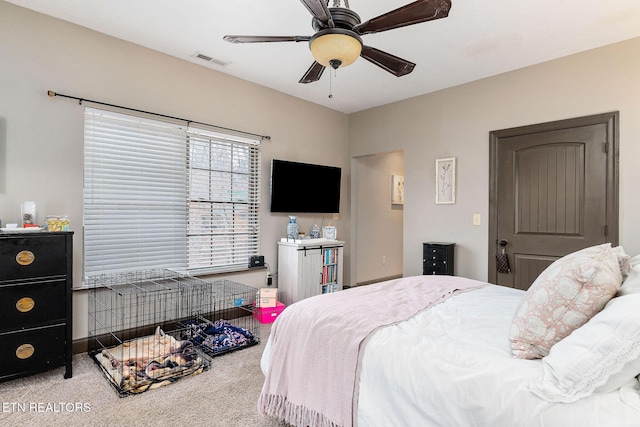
[423,242,455,276]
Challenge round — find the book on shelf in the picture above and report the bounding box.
[323,248,337,265]
[321,265,338,285]
[322,283,339,294]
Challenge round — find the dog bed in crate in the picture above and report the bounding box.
[182,318,258,357]
[91,326,209,396]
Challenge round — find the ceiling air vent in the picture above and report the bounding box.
[196,53,213,61]
[195,52,229,67]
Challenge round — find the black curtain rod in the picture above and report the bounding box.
[47,90,271,141]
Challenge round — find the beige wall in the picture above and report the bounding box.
[352,151,404,284]
[0,2,350,339]
[350,37,640,280]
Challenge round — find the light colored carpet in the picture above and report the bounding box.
[0,323,287,427]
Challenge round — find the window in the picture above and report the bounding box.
[186,130,261,274]
[84,107,261,281]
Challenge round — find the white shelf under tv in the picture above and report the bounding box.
[277,239,344,306]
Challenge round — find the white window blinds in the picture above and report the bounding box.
[84,107,260,280]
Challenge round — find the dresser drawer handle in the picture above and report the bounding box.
[16,250,35,266]
[16,297,35,313]
[16,343,35,360]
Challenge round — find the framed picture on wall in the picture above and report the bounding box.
[435,157,456,204]
[391,174,404,205]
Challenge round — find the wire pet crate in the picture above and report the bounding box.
[87,269,259,397]
[180,279,260,357]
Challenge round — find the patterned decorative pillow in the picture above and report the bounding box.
[510,244,623,359]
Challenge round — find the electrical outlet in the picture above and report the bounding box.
[382,255,387,265]
[266,273,273,286]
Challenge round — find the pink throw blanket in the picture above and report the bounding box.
[258,275,486,427]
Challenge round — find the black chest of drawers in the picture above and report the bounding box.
[423,242,455,276]
[0,231,73,381]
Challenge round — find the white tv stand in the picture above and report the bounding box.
[277,239,344,306]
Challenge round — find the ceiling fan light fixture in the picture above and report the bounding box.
[309,29,362,69]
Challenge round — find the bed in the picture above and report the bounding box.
[258,243,640,426]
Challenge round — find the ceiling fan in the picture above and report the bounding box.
[223,0,452,84]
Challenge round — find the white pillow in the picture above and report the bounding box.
[510,243,623,359]
[531,294,640,402]
[612,246,631,279]
[618,255,640,296]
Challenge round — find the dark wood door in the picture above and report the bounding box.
[489,112,619,290]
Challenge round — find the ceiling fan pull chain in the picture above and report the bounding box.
[328,68,333,99]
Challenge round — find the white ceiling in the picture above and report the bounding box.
[7,0,640,114]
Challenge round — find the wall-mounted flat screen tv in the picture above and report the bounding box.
[270,159,341,213]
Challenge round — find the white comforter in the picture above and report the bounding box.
[262,284,640,427]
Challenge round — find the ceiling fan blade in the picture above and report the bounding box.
[223,35,311,43]
[299,61,326,84]
[360,45,416,77]
[354,0,451,35]
[299,0,335,27]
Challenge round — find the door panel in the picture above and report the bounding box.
[516,143,584,236]
[489,112,618,290]
[513,255,555,291]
